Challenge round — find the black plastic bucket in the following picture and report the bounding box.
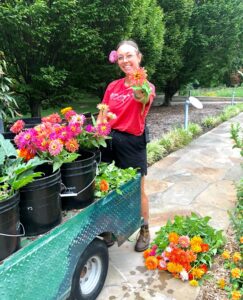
[19,164,62,236]
[0,192,21,261]
[60,150,96,210]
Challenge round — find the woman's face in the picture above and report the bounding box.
[116,44,141,76]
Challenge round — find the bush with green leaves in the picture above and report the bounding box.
[147,141,166,165]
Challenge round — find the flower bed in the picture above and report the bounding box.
[143,213,225,286]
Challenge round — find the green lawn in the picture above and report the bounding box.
[190,86,243,97]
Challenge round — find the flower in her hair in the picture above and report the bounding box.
[109,50,118,63]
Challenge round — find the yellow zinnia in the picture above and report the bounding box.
[217,278,226,289]
[231,290,241,300]
[61,106,73,115]
[233,252,242,263]
[189,279,199,287]
[168,232,179,244]
[231,268,241,279]
[191,268,204,279]
[221,250,230,260]
[167,262,183,273]
[190,236,203,245]
[191,243,202,253]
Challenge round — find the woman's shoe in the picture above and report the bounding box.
[134,225,150,252]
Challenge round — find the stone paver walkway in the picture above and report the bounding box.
[97,113,243,300]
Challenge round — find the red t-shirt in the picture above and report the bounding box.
[102,78,155,136]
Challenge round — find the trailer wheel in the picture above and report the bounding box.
[70,238,109,300]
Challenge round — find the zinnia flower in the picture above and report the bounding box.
[10,120,25,134]
[232,252,242,263]
[143,249,152,259]
[97,103,109,112]
[85,124,95,133]
[201,243,209,252]
[190,236,203,246]
[231,268,241,278]
[97,123,111,136]
[199,264,208,274]
[42,113,62,124]
[129,67,147,86]
[217,278,226,289]
[167,262,183,273]
[168,232,179,244]
[65,138,79,153]
[48,139,63,156]
[18,148,36,161]
[222,250,231,260]
[240,236,243,244]
[231,290,241,300]
[189,279,199,287]
[178,235,190,248]
[100,179,109,192]
[61,107,73,115]
[191,243,202,253]
[180,269,189,281]
[191,267,204,279]
[145,256,158,270]
[109,50,118,63]
[158,259,167,271]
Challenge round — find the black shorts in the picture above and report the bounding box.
[100,128,149,176]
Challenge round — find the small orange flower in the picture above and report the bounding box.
[168,232,179,244]
[189,279,199,287]
[199,264,208,274]
[240,236,243,244]
[232,252,242,263]
[217,278,226,289]
[222,250,230,260]
[190,236,203,245]
[145,256,158,270]
[201,243,209,252]
[100,179,109,192]
[231,290,241,300]
[143,249,151,259]
[167,262,183,273]
[231,268,241,278]
[191,267,204,279]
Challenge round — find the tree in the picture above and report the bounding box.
[0,0,164,116]
[153,0,243,105]
[152,0,194,105]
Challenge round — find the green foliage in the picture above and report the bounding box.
[202,116,221,128]
[0,52,19,120]
[152,213,226,267]
[0,0,164,117]
[0,134,46,200]
[147,141,166,165]
[95,162,137,198]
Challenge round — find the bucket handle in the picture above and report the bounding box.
[0,222,25,237]
[60,161,98,198]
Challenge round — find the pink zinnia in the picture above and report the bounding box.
[69,114,86,126]
[10,120,25,134]
[178,236,190,248]
[48,139,63,156]
[97,123,111,136]
[42,113,62,124]
[68,123,82,137]
[85,124,95,133]
[64,110,76,122]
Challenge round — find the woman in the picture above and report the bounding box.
[98,40,155,252]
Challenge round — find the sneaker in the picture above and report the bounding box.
[134,226,150,252]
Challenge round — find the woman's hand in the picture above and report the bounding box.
[133,89,150,105]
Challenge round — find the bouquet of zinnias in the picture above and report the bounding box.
[10,105,116,172]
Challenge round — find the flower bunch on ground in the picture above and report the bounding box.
[95,161,137,198]
[10,105,114,171]
[143,213,225,286]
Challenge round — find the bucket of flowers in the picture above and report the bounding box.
[143,213,226,287]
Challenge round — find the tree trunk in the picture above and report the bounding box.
[163,79,180,106]
[29,99,42,117]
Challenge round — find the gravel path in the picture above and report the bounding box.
[147,103,229,141]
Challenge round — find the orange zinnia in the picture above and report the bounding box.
[143,249,151,259]
[129,67,147,86]
[145,256,158,270]
[168,232,179,244]
[100,179,109,192]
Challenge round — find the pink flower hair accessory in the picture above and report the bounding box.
[109,50,118,63]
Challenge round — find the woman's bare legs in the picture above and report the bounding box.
[135,176,150,252]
